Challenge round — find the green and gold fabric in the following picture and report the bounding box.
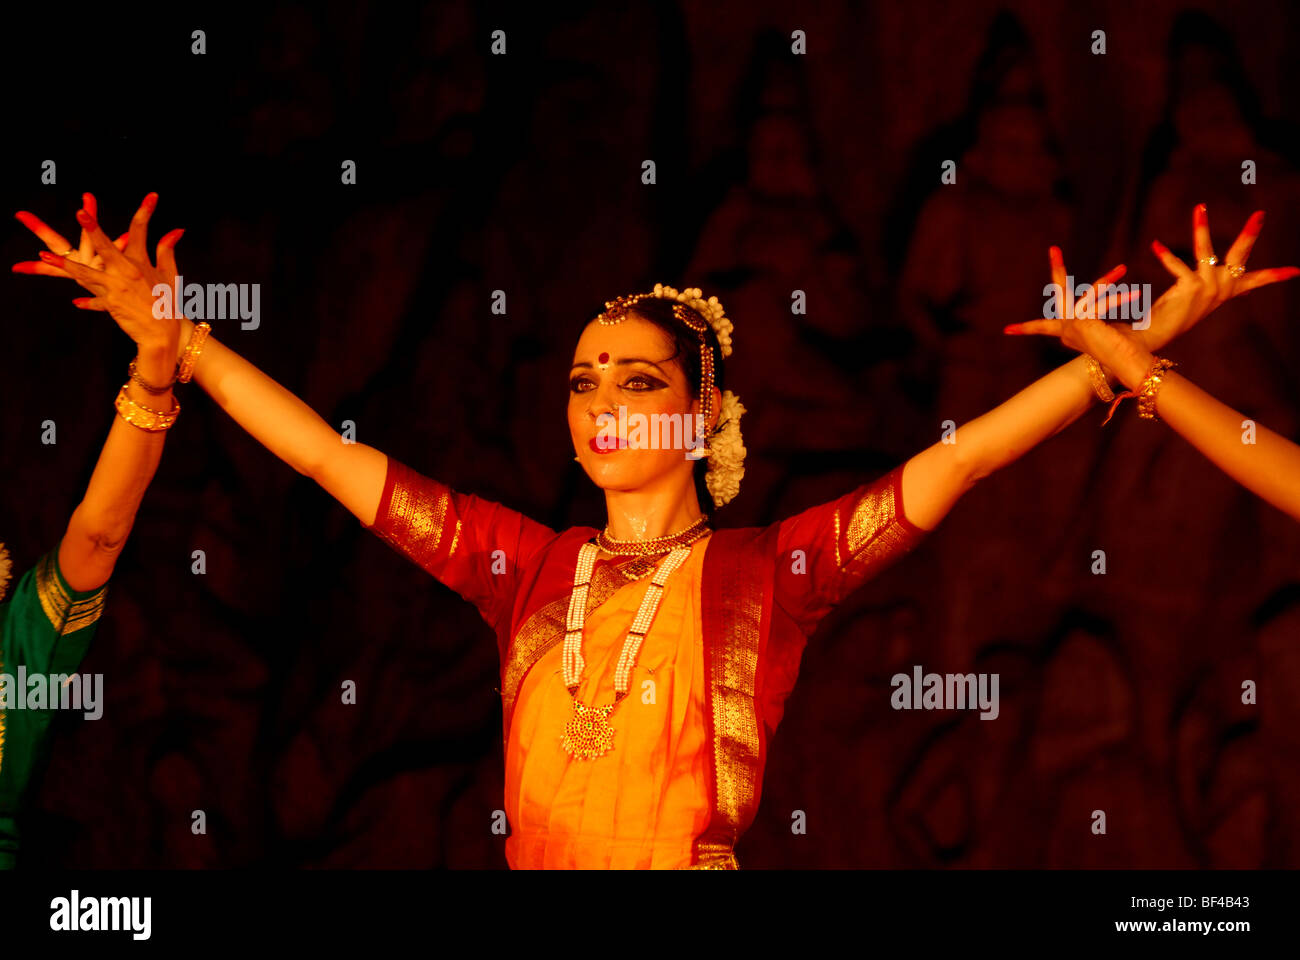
[0,542,107,869]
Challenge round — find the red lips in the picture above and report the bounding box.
[588,435,628,454]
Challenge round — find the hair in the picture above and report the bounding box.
[582,295,729,518]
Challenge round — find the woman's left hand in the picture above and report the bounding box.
[1136,205,1300,350]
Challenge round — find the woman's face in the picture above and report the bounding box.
[568,315,714,494]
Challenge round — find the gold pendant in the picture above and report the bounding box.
[561,698,617,760]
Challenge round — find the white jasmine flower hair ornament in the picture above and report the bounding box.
[651,284,733,359]
[594,284,746,508]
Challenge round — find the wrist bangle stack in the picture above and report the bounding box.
[127,357,176,395]
[1136,357,1177,421]
[177,321,211,383]
[1083,354,1115,402]
[114,383,180,432]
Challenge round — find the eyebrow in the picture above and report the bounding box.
[570,357,671,377]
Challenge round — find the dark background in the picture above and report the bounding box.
[2,1,1298,868]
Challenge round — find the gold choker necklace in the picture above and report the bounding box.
[596,516,711,557]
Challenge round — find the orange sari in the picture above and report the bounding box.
[506,538,710,868]
[365,456,925,868]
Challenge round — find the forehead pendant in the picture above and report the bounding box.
[593,291,717,443]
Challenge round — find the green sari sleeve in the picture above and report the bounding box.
[0,542,109,869]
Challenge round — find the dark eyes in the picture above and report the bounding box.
[569,374,662,393]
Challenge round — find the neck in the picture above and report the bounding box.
[603,472,706,541]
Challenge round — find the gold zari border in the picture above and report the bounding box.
[677,842,738,869]
[706,542,762,842]
[378,477,458,569]
[35,552,107,634]
[834,476,921,580]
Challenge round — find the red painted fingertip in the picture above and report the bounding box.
[1003,325,1022,335]
[143,192,158,210]
[38,250,62,263]
[82,192,96,214]
[161,227,185,245]
[75,208,94,227]
[15,210,35,224]
[12,262,39,273]
[1151,240,1168,257]
[71,297,92,308]
[1255,266,1300,282]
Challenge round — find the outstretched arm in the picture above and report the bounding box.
[1128,367,1300,522]
[1006,221,1300,522]
[904,205,1299,531]
[14,195,179,590]
[900,347,1106,531]
[59,346,175,591]
[173,314,388,525]
[899,253,1135,530]
[16,199,387,526]
[15,195,560,634]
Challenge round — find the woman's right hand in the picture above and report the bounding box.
[14,192,130,272]
[13,196,184,354]
[1004,251,1156,389]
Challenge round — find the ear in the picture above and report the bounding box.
[690,385,725,433]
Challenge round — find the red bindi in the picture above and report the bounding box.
[598,352,609,364]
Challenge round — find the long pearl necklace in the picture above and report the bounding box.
[560,523,710,760]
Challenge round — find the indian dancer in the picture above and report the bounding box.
[14,197,1295,868]
[3,194,180,868]
[1006,206,1300,522]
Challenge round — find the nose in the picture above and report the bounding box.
[586,381,617,425]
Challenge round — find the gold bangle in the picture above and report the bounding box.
[127,357,176,395]
[114,383,180,431]
[1083,354,1115,403]
[177,321,212,383]
[1136,357,1177,421]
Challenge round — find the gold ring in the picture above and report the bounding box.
[1227,263,1246,278]
[61,248,76,257]
[1199,255,1218,267]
